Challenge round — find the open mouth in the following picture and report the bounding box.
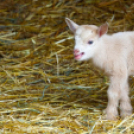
[74,52,85,60]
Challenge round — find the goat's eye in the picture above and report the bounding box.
[88,40,93,45]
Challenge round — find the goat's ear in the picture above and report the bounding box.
[98,23,108,37]
[65,18,79,33]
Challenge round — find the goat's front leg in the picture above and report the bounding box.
[105,87,119,120]
[120,82,132,119]
[105,75,124,120]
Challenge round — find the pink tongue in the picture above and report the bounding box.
[75,54,82,60]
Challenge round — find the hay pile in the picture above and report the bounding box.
[0,0,134,133]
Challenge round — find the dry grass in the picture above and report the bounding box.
[0,0,134,133]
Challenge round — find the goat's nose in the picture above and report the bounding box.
[74,49,80,54]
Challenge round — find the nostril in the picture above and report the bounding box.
[74,49,80,54]
[81,52,84,55]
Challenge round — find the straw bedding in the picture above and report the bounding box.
[0,0,134,133]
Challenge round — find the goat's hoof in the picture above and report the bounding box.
[102,114,118,121]
[102,109,119,121]
[120,110,132,119]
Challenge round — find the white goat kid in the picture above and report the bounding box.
[65,18,133,120]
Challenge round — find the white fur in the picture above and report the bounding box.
[65,18,134,120]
